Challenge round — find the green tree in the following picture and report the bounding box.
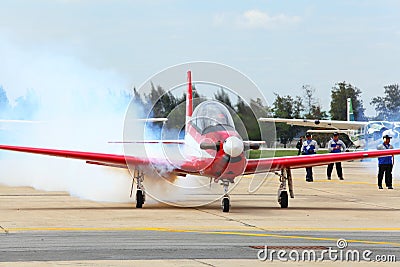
[371,84,400,121]
[235,97,260,141]
[165,91,187,133]
[307,104,328,120]
[214,88,233,110]
[330,82,365,121]
[213,90,272,141]
[145,83,177,118]
[272,93,303,147]
[302,85,314,117]
[132,87,144,106]
[301,85,328,119]
[250,98,274,144]
[293,96,304,118]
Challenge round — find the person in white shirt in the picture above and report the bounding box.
[327,132,347,180]
[302,133,318,182]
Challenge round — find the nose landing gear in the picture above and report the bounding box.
[220,179,231,212]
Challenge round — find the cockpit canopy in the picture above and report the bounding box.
[191,101,235,134]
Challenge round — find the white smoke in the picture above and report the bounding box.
[0,39,237,206]
[0,39,223,206]
[0,38,137,203]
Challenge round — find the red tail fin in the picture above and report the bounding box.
[186,71,193,128]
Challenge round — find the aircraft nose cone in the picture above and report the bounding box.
[224,136,244,157]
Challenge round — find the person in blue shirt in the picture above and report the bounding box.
[327,132,347,180]
[302,133,318,182]
[377,135,394,189]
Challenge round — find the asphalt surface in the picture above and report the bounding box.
[1,230,399,262]
[0,161,399,265]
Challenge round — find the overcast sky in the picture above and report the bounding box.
[1,0,399,116]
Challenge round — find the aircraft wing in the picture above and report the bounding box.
[3,144,400,178]
[259,118,367,130]
[0,144,206,176]
[245,149,400,174]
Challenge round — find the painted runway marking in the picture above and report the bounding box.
[4,226,400,247]
[0,225,9,234]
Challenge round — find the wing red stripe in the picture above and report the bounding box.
[0,145,142,166]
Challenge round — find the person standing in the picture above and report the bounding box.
[296,136,303,156]
[377,135,394,189]
[327,132,346,180]
[302,133,318,182]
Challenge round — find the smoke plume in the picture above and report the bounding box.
[0,39,137,203]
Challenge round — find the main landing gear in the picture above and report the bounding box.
[220,179,231,212]
[275,168,294,208]
[130,169,146,208]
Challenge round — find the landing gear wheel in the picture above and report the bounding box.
[136,190,144,208]
[279,191,288,208]
[222,197,230,212]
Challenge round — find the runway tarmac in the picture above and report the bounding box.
[1,161,399,266]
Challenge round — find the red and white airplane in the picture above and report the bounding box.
[1,71,400,212]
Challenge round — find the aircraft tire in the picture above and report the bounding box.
[222,197,230,212]
[136,190,144,208]
[279,191,288,208]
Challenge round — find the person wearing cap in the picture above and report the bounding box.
[302,133,318,182]
[327,132,347,180]
[377,135,394,189]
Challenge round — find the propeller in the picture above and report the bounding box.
[200,141,220,151]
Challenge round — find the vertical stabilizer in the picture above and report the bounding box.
[347,98,355,121]
[185,71,193,132]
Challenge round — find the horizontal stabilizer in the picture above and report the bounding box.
[86,160,128,169]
